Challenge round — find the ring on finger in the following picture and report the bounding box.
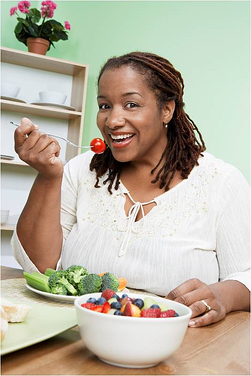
[201,300,211,313]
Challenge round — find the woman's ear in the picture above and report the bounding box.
[162,100,175,124]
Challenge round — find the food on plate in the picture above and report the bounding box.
[81,290,179,318]
[1,299,31,323]
[90,138,106,154]
[1,307,8,342]
[1,299,31,342]
[23,265,127,297]
[78,274,102,295]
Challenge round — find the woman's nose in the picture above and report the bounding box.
[105,108,125,128]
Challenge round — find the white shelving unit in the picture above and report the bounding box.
[1,46,88,268]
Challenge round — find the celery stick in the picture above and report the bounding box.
[23,271,51,293]
[44,268,56,277]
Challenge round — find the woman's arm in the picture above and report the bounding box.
[14,118,64,272]
[167,166,250,327]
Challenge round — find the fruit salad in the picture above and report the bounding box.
[81,289,179,318]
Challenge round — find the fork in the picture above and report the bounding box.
[10,121,91,149]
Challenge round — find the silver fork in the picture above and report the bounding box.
[10,121,91,149]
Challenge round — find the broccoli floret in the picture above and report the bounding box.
[101,272,119,292]
[48,271,77,296]
[78,274,102,295]
[50,284,68,295]
[66,265,88,288]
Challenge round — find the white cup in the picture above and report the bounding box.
[1,210,10,225]
[1,83,20,98]
[39,91,67,104]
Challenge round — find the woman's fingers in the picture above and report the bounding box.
[14,118,39,150]
[165,278,227,327]
[188,309,218,328]
[166,278,205,302]
[14,117,64,179]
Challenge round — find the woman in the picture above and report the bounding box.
[12,51,250,327]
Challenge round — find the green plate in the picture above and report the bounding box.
[1,299,77,355]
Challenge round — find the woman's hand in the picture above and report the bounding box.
[165,278,229,327]
[14,117,64,180]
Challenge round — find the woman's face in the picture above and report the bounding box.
[97,66,173,165]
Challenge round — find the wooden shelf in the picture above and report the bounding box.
[1,46,87,76]
[1,46,88,267]
[1,159,29,167]
[1,224,15,231]
[1,100,82,120]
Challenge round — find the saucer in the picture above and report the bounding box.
[1,95,26,103]
[30,102,76,111]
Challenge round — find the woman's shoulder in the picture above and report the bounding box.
[63,150,96,183]
[196,152,249,189]
[64,150,94,171]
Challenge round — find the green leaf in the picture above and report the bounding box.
[15,22,23,34]
[29,8,41,23]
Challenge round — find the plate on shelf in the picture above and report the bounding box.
[0,155,14,160]
[30,102,76,111]
[1,95,26,103]
[1,299,77,355]
[26,284,129,303]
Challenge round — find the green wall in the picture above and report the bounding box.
[1,1,250,181]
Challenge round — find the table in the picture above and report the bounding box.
[1,266,250,375]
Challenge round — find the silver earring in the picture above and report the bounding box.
[164,123,168,128]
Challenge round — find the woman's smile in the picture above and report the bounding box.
[108,132,135,148]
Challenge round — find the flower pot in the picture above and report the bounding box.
[27,38,50,55]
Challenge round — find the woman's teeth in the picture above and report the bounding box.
[110,134,134,142]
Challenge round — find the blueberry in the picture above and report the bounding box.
[95,297,106,305]
[111,301,122,310]
[112,294,120,301]
[121,293,128,299]
[174,312,179,317]
[114,310,122,315]
[150,304,160,309]
[133,298,144,309]
[87,297,96,303]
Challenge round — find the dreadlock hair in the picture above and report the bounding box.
[90,51,206,194]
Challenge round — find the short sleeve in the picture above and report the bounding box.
[215,166,250,290]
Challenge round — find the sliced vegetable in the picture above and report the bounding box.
[23,271,50,293]
[44,268,56,277]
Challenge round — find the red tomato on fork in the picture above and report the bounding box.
[90,138,106,154]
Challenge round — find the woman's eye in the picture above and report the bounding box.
[99,104,110,110]
[125,102,138,109]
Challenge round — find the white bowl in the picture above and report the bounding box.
[1,210,10,225]
[75,292,192,368]
[1,83,20,98]
[39,91,67,104]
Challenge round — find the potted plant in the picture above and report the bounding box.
[10,1,71,55]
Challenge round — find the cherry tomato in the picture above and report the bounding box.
[90,138,106,154]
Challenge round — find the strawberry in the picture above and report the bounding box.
[90,305,103,312]
[101,289,117,301]
[160,309,176,318]
[81,302,96,310]
[141,308,161,318]
[102,301,110,314]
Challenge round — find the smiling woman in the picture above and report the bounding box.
[11,51,250,328]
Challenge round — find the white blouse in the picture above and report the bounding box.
[12,151,250,296]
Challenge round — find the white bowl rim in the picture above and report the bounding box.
[74,292,192,322]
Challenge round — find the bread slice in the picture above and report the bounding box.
[1,306,8,342]
[1,298,31,323]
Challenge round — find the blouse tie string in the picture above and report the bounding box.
[118,192,155,257]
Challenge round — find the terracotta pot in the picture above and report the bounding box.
[27,37,50,55]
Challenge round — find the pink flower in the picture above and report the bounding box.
[18,1,30,14]
[64,21,71,30]
[10,6,18,16]
[41,1,57,18]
